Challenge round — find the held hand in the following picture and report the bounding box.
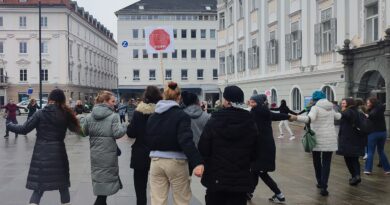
[289,115,298,122]
[193,165,204,177]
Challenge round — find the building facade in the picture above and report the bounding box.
[116,0,219,102]
[217,0,389,107]
[0,0,117,104]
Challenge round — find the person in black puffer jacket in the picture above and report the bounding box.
[198,86,258,205]
[6,89,82,205]
[145,82,204,205]
[127,86,162,205]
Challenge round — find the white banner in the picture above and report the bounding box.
[145,26,175,54]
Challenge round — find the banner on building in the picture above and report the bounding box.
[145,26,175,54]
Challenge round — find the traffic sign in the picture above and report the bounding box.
[145,26,175,54]
[121,41,128,48]
[27,87,33,95]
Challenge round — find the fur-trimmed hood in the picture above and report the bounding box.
[136,102,156,114]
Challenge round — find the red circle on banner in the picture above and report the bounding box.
[149,29,171,51]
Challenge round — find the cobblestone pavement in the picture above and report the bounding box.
[0,116,390,205]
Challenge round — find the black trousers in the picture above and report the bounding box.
[205,190,246,205]
[133,169,149,205]
[120,115,126,124]
[5,119,18,136]
[94,195,107,205]
[29,188,70,204]
[312,151,333,189]
[344,156,361,177]
[251,171,281,195]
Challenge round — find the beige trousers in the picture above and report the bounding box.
[149,158,192,205]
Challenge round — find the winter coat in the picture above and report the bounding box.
[27,103,40,118]
[145,100,203,170]
[73,105,85,115]
[336,108,366,157]
[297,99,342,152]
[81,104,126,196]
[198,107,258,193]
[367,104,387,133]
[6,104,71,191]
[127,102,155,170]
[183,104,211,147]
[271,105,298,115]
[118,103,127,116]
[250,105,289,172]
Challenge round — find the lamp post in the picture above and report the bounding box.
[38,1,43,108]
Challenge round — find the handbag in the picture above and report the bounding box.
[302,117,317,153]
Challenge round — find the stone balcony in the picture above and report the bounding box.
[0,75,8,87]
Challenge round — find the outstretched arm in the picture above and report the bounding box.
[7,111,40,135]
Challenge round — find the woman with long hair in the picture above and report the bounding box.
[27,98,40,120]
[145,82,204,205]
[81,90,126,205]
[6,89,81,205]
[337,98,366,185]
[271,99,298,140]
[364,97,390,175]
[127,86,162,205]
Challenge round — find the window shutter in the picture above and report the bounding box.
[330,18,337,51]
[266,41,271,65]
[237,52,241,71]
[275,40,279,64]
[232,55,235,72]
[248,48,253,69]
[285,34,291,61]
[256,46,260,68]
[314,23,322,55]
[297,30,302,59]
[243,51,246,71]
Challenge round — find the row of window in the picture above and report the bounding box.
[0,16,48,28]
[0,41,50,54]
[119,14,217,22]
[132,29,216,40]
[132,49,216,60]
[131,69,218,81]
[19,69,48,82]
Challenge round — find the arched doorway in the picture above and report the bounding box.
[271,89,277,105]
[291,87,302,111]
[358,71,386,104]
[322,86,335,102]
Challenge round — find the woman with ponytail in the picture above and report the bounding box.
[6,89,81,205]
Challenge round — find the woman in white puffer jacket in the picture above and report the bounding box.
[296,91,341,197]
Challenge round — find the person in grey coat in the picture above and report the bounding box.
[81,91,127,205]
[182,91,211,146]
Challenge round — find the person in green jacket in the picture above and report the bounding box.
[81,90,127,205]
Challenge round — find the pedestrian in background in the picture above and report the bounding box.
[27,98,40,120]
[294,91,341,196]
[7,89,82,205]
[248,94,291,203]
[127,86,162,205]
[127,99,137,123]
[337,98,366,186]
[145,82,204,205]
[198,86,258,205]
[118,99,127,124]
[182,91,211,147]
[364,97,390,175]
[73,100,85,115]
[81,91,127,205]
[1,99,26,138]
[271,99,298,140]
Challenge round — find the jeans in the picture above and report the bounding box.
[251,171,281,195]
[205,190,246,205]
[29,188,70,204]
[365,132,390,172]
[312,151,333,189]
[133,169,149,205]
[5,119,18,136]
[344,156,361,177]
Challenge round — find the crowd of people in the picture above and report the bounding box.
[1,82,390,205]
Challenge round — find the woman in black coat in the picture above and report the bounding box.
[337,98,366,186]
[6,89,82,205]
[248,94,290,203]
[127,86,162,205]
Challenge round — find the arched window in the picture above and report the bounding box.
[292,88,302,111]
[271,89,277,105]
[322,86,335,102]
[253,90,258,95]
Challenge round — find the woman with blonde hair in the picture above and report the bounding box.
[145,82,204,205]
[81,90,126,205]
[27,98,40,120]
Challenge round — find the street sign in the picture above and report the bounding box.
[145,26,174,54]
[121,41,128,48]
[27,87,33,95]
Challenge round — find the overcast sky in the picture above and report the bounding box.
[75,0,138,40]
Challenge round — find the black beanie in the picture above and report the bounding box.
[223,86,244,104]
[182,91,199,106]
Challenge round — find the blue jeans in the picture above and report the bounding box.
[365,132,390,172]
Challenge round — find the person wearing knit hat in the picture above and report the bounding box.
[312,90,326,102]
[198,85,258,205]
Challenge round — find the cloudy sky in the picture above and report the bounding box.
[75,0,138,40]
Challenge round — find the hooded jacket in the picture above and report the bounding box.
[198,107,258,192]
[183,104,211,147]
[145,100,203,170]
[297,99,342,152]
[81,104,126,196]
[127,102,156,170]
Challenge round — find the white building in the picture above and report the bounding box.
[217,0,390,112]
[116,0,219,102]
[0,0,117,104]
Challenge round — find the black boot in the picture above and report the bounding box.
[349,176,361,186]
[320,188,329,196]
[4,134,9,138]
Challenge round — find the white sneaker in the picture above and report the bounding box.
[289,136,296,140]
[278,135,284,139]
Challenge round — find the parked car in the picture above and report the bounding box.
[16,99,48,115]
